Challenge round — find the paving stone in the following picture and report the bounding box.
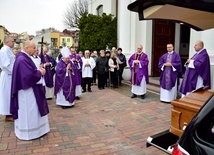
[0,81,169,155]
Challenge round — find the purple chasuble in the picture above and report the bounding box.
[39,54,54,88]
[69,54,82,85]
[179,49,211,95]
[54,59,76,103]
[10,52,49,119]
[128,52,149,85]
[158,52,182,90]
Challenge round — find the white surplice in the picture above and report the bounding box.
[181,57,204,98]
[82,57,96,78]
[56,89,75,106]
[131,76,147,95]
[56,69,75,106]
[15,88,50,140]
[160,81,177,102]
[131,59,147,95]
[0,45,15,115]
[31,56,45,86]
[160,61,178,102]
[45,87,53,99]
[31,55,53,99]
[75,85,82,96]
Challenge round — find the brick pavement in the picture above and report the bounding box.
[0,83,172,155]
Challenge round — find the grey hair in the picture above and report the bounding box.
[197,40,204,48]
[23,40,32,47]
[99,50,105,54]
[4,36,12,42]
[84,50,90,54]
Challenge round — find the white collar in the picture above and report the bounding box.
[21,50,31,58]
[137,51,143,55]
[167,51,174,54]
[196,49,204,54]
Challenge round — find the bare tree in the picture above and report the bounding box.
[63,0,88,29]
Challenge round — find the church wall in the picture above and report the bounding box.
[117,0,131,55]
[88,0,214,83]
[88,0,116,16]
[190,29,214,90]
[88,0,153,75]
[134,19,153,76]
[117,0,153,75]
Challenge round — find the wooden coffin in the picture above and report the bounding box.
[170,88,214,137]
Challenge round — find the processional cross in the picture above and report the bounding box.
[38,36,47,57]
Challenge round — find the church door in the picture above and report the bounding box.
[152,20,175,76]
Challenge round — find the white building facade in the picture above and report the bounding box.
[88,0,214,89]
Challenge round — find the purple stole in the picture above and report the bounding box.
[54,60,76,103]
[132,53,142,85]
[164,53,172,89]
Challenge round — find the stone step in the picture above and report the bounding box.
[122,77,160,94]
[147,83,160,94]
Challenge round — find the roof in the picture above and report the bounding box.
[127,0,214,31]
[60,32,73,37]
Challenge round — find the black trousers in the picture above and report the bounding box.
[98,73,106,89]
[110,71,119,87]
[82,77,92,91]
[92,69,97,83]
[118,67,124,84]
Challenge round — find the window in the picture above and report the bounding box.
[97,5,103,16]
[67,38,70,42]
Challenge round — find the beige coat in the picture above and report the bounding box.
[108,58,122,72]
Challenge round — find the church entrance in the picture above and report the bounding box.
[151,20,175,77]
[179,25,190,74]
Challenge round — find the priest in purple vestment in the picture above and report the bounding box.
[10,41,50,140]
[179,40,211,97]
[69,47,82,99]
[128,45,149,99]
[39,46,54,99]
[54,47,76,109]
[158,44,182,103]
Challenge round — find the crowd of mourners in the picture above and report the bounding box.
[0,36,211,141]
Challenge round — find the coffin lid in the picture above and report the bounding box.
[127,0,214,31]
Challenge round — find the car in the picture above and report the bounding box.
[172,94,214,155]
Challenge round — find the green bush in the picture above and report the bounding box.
[78,13,117,52]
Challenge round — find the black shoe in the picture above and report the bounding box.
[141,95,145,99]
[61,105,74,109]
[61,106,67,109]
[70,105,75,108]
[160,101,170,104]
[76,96,80,100]
[131,94,137,98]
[88,90,92,92]
[82,90,86,93]
[115,85,119,88]
[102,87,105,89]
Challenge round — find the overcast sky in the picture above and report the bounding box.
[0,0,73,35]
